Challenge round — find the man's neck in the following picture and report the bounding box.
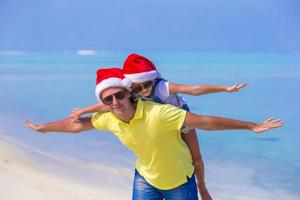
[116,102,137,123]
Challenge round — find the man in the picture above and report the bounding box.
[25,68,283,200]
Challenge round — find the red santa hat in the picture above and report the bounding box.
[123,54,161,83]
[95,67,132,101]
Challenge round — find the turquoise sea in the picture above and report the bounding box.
[0,52,299,199]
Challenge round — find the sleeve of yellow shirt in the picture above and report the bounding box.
[158,104,187,132]
[91,112,108,130]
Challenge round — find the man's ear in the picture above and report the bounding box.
[129,92,138,103]
[127,91,132,98]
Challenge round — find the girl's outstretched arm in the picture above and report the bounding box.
[169,82,246,95]
[69,102,108,120]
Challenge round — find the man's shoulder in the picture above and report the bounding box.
[142,99,179,113]
[142,99,165,108]
[92,111,112,122]
[139,99,163,115]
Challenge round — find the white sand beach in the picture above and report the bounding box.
[0,130,298,200]
[0,139,131,200]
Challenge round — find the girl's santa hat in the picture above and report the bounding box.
[123,54,161,83]
[95,68,132,101]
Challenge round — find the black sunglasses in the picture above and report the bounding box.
[101,90,127,105]
[132,81,153,93]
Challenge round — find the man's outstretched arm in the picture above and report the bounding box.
[24,117,94,133]
[184,112,283,133]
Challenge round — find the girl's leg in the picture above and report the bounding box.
[181,129,213,200]
[132,169,164,200]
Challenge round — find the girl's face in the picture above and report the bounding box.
[131,80,153,98]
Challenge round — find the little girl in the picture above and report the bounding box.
[70,54,246,200]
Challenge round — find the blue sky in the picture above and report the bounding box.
[0,0,299,53]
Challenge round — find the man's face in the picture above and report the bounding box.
[100,87,131,116]
[131,80,153,98]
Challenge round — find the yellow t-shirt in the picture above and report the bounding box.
[91,99,194,190]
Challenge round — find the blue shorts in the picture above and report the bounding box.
[132,169,198,200]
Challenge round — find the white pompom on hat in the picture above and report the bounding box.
[95,67,132,101]
[123,54,161,83]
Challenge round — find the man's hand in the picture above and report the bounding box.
[226,83,247,92]
[252,117,284,133]
[24,120,46,133]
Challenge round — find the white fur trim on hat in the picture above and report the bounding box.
[124,70,161,83]
[95,77,132,101]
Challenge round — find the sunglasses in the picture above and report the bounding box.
[132,81,153,93]
[101,90,127,105]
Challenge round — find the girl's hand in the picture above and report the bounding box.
[68,108,82,121]
[226,83,247,92]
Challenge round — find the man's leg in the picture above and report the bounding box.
[161,174,199,200]
[132,169,164,200]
